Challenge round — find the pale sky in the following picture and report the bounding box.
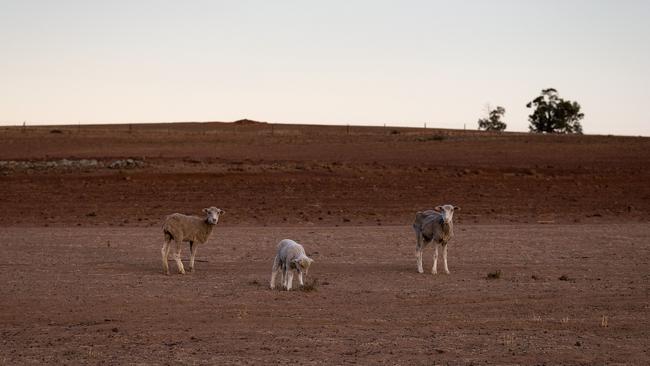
[1,0,649,135]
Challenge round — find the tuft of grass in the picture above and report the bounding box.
[486,269,502,279]
[300,278,319,292]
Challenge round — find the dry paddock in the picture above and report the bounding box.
[0,224,648,365]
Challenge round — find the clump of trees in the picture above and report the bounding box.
[477,106,507,131]
[526,88,584,134]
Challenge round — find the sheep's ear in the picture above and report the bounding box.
[202,208,209,214]
[434,206,442,212]
[454,206,461,211]
[218,209,225,215]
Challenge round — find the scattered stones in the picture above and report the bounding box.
[0,159,100,171]
[0,158,146,173]
[108,159,143,169]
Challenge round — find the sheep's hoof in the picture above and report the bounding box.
[432,270,438,275]
[417,268,424,274]
[444,270,451,275]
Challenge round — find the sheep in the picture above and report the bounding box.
[413,204,460,274]
[270,239,314,290]
[161,207,225,275]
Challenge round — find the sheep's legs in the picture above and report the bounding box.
[280,269,285,286]
[286,272,294,291]
[415,233,424,273]
[270,269,282,289]
[161,240,172,275]
[432,244,439,274]
[188,241,197,272]
[282,268,289,290]
[442,244,450,274]
[416,250,424,273]
[270,257,280,289]
[173,240,186,274]
[281,268,295,290]
[298,272,304,287]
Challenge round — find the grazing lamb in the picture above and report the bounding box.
[413,204,460,274]
[270,239,314,290]
[161,207,225,275]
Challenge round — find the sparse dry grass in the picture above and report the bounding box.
[487,269,502,279]
[601,315,609,327]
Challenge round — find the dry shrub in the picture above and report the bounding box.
[487,269,502,279]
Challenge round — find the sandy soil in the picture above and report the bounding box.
[0,122,648,364]
[1,225,648,365]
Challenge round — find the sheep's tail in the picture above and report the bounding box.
[163,229,174,242]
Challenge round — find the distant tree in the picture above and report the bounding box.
[477,105,507,131]
[526,88,584,134]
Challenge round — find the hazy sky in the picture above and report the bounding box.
[1,0,649,135]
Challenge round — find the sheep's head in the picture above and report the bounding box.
[203,207,225,225]
[292,256,314,276]
[434,204,460,225]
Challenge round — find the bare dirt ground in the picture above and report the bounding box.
[1,122,649,364]
[1,225,648,365]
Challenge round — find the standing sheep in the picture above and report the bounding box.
[161,207,225,275]
[413,204,460,274]
[270,239,314,290]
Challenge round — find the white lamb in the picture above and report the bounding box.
[413,204,460,274]
[161,207,224,275]
[270,239,314,290]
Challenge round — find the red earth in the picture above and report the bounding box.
[1,122,648,364]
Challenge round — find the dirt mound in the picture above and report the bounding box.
[231,118,267,125]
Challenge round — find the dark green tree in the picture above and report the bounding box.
[526,88,584,134]
[477,105,507,131]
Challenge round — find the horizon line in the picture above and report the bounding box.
[1,119,646,138]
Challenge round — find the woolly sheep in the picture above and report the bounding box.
[270,239,314,290]
[161,207,224,275]
[413,204,460,274]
